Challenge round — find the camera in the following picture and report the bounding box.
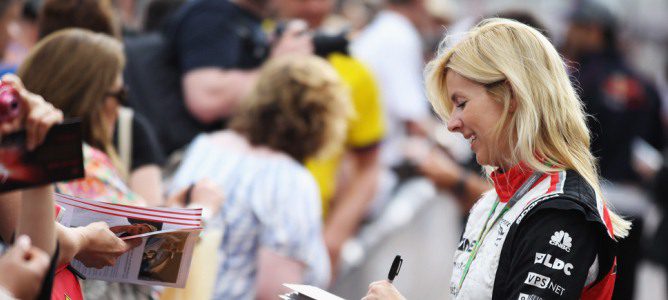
[0,82,20,123]
[312,32,349,58]
[274,22,350,58]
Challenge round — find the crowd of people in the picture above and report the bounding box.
[0,0,666,299]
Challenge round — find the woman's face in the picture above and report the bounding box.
[103,74,123,137]
[445,70,510,168]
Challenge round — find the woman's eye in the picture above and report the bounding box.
[456,100,467,109]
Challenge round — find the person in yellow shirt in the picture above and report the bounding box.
[275,0,387,275]
[307,53,385,213]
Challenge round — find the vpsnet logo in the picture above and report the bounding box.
[549,230,572,252]
[524,272,566,296]
[524,272,550,288]
[534,253,574,275]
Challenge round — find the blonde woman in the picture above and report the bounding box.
[364,18,628,300]
[168,55,352,299]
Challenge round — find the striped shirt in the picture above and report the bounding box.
[168,131,330,299]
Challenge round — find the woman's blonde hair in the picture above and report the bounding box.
[18,28,125,170]
[425,18,630,238]
[230,55,352,162]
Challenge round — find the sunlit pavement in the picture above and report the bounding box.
[333,186,460,299]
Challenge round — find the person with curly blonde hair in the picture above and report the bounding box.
[364,18,628,300]
[228,55,351,163]
[169,55,352,299]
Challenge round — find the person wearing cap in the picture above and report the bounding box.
[562,1,664,298]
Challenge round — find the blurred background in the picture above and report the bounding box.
[2,0,667,299]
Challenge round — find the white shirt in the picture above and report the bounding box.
[351,11,430,166]
[168,131,330,299]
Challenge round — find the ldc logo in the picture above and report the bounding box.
[534,253,574,276]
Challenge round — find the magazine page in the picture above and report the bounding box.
[55,193,203,287]
[69,228,200,287]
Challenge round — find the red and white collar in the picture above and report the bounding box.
[490,163,541,203]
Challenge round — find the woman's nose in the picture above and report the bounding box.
[447,116,462,132]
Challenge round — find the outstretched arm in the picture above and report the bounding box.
[324,147,381,272]
[1,74,63,256]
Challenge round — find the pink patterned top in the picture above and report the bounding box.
[56,144,141,205]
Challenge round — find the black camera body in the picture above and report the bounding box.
[311,32,349,58]
[274,22,350,58]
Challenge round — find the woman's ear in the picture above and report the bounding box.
[509,98,517,113]
[507,82,517,113]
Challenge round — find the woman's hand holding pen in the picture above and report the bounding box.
[363,255,406,300]
[362,281,406,300]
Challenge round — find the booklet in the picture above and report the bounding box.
[0,120,84,192]
[280,284,346,300]
[55,193,203,288]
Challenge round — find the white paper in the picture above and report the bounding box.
[282,284,347,300]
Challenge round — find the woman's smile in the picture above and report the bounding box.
[446,70,507,167]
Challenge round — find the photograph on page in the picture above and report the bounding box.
[69,228,200,287]
[138,231,189,284]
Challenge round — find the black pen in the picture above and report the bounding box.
[387,255,403,283]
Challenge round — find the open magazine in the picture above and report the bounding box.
[55,193,203,288]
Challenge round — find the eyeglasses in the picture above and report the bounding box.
[106,86,128,105]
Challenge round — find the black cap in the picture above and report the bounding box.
[568,0,616,28]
